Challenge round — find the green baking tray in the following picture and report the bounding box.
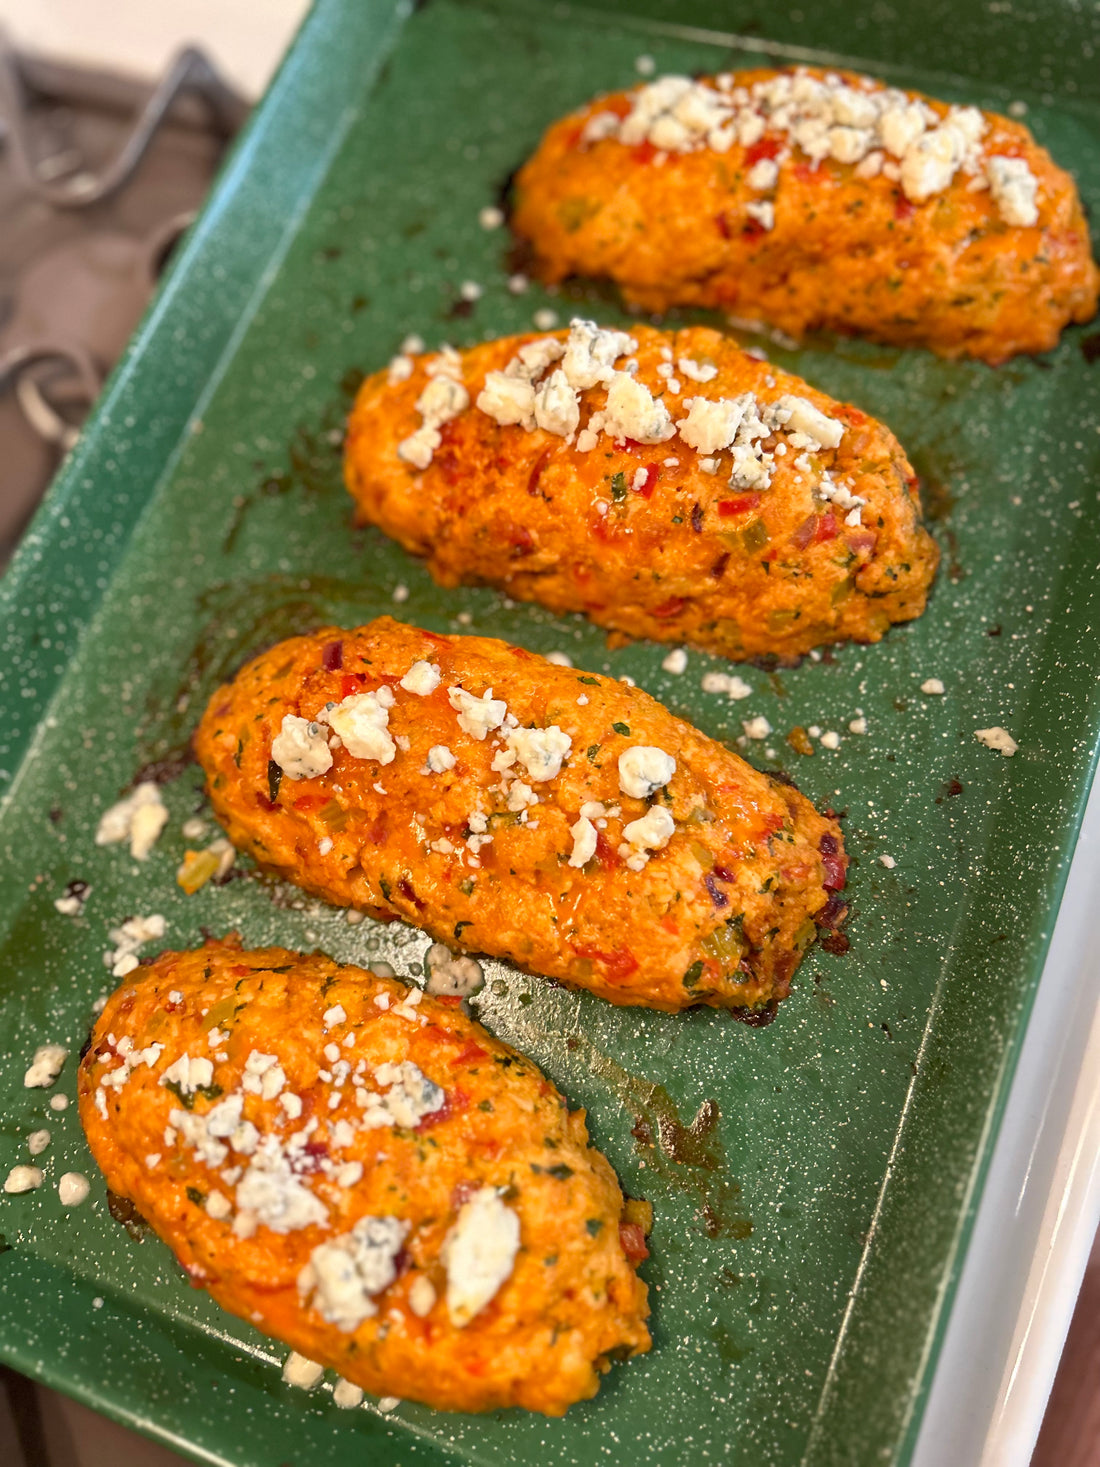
[2,1,1100,1462]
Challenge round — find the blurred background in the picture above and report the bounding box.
[0,4,1096,1465]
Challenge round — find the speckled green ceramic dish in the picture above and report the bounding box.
[2,1,1100,1463]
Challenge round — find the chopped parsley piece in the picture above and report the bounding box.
[610,472,628,501]
[612,722,631,737]
[585,1218,603,1237]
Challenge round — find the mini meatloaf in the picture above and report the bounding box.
[511,68,1099,362]
[344,320,937,663]
[78,943,651,1416]
[194,620,848,1014]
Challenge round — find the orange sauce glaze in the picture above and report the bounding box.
[78,943,650,1415]
[344,326,938,664]
[512,68,1099,362]
[194,620,847,1013]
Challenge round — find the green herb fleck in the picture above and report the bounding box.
[547,1164,574,1181]
[578,676,599,686]
[610,472,628,501]
[683,959,705,989]
[612,722,631,737]
[185,1186,206,1207]
[585,1218,604,1237]
[267,759,282,803]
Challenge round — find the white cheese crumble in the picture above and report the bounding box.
[24,1044,68,1089]
[448,686,507,740]
[27,1129,50,1155]
[533,368,581,438]
[49,1094,69,1112]
[560,319,637,389]
[974,726,1018,756]
[618,746,676,799]
[920,677,946,695]
[596,371,675,443]
[621,805,676,871]
[103,910,166,978]
[426,744,457,773]
[662,648,688,674]
[701,671,753,700]
[532,308,558,330]
[408,1275,437,1317]
[323,1004,347,1028]
[397,354,469,470]
[322,691,396,765]
[424,944,485,998]
[236,1138,329,1234]
[986,155,1039,225]
[282,1353,324,1390]
[504,725,572,782]
[441,1187,521,1327]
[545,650,573,667]
[848,716,868,735]
[161,1054,214,1096]
[58,1172,91,1206]
[568,814,598,868]
[271,715,333,780]
[879,854,897,869]
[4,1165,44,1194]
[819,730,841,750]
[333,1379,364,1409]
[399,660,441,696]
[300,1214,410,1331]
[363,1061,445,1129]
[479,205,504,230]
[95,782,169,861]
[594,70,1035,224]
[742,715,771,741]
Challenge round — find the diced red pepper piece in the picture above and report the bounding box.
[894,192,915,221]
[718,493,762,517]
[845,529,878,555]
[574,946,639,983]
[339,673,364,700]
[321,640,343,671]
[293,794,329,811]
[791,514,818,549]
[619,1222,650,1264]
[813,512,839,543]
[743,135,780,168]
[633,140,658,165]
[449,1039,488,1067]
[652,596,687,619]
[822,852,847,891]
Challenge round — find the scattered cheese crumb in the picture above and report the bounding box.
[975,726,1017,756]
[392,583,409,603]
[271,715,333,780]
[662,648,688,674]
[532,308,558,330]
[545,651,573,667]
[478,205,504,230]
[95,782,169,861]
[4,1165,44,1194]
[742,716,771,740]
[24,1044,67,1088]
[819,731,841,750]
[282,1352,325,1390]
[879,855,897,869]
[27,1129,50,1156]
[848,716,867,735]
[333,1379,364,1409]
[920,677,945,695]
[424,944,484,998]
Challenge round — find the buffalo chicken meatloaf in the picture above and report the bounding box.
[194,620,848,1014]
[345,321,937,664]
[511,68,1099,362]
[78,943,651,1415]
